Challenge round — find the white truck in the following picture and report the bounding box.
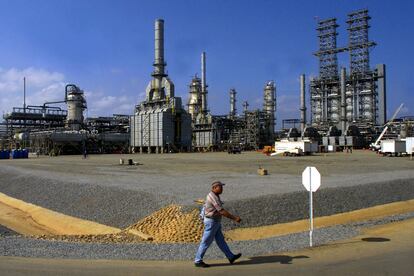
[271,140,318,156]
[404,137,414,155]
[380,140,406,156]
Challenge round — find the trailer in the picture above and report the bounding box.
[271,140,318,156]
[405,137,414,154]
[380,140,406,156]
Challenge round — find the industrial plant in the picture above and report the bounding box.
[283,9,413,154]
[0,9,413,156]
[0,83,129,156]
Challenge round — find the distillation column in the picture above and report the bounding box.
[340,68,347,133]
[263,81,276,135]
[376,64,387,125]
[201,52,208,115]
[229,89,237,119]
[300,75,306,133]
[65,84,87,131]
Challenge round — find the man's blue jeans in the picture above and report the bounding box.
[195,217,235,263]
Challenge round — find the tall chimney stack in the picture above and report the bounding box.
[152,19,166,100]
[340,67,347,133]
[201,52,207,114]
[300,74,306,133]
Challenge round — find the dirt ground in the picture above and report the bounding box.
[0,150,413,244]
[4,150,414,177]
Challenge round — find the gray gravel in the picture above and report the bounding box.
[0,156,413,260]
[1,212,413,260]
[0,164,413,229]
[0,225,18,237]
[0,166,176,228]
[220,178,414,230]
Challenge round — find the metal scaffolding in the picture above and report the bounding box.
[347,10,376,75]
[314,18,343,79]
[310,9,385,135]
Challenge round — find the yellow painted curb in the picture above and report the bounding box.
[225,199,414,241]
[0,192,121,236]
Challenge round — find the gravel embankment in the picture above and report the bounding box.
[1,212,413,260]
[1,156,414,260]
[220,178,414,230]
[0,164,413,230]
[0,167,175,228]
[0,225,18,237]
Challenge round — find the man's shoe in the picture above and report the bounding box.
[194,261,210,268]
[229,253,242,264]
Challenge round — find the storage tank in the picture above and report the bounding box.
[346,96,353,121]
[187,76,201,121]
[65,84,87,130]
[330,97,340,122]
[13,133,29,141]
[360,89,373,121]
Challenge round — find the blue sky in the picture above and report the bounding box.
[0,0,412,128]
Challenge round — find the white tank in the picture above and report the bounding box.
[330,97,339,121]
[361,95,373,121]
[66,84,87,130]
[13,133,28,141]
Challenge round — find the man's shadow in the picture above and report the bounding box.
[209,255,309,267]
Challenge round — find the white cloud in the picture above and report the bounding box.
[0,67,66,114]
[85,92,135,117]
[0,67,135,118]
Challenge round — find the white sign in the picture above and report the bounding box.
[302,166,321,247]
[302,166,321,192]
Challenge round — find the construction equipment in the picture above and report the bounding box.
[370,103,404,151]
[270,140,317,156]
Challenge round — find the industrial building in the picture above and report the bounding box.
[2,11,411,155]
[187,52,276,151]
[309,10,386,140]
[282,9,412,150]
[1,84,130,155]
[130,19,192,154]
[129,19,276,153]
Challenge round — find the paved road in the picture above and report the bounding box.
[1,218,413,276]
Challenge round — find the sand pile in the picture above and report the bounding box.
[126,204,204,243]
[32,204,204,244]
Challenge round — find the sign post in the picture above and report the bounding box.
[302,166,321,247]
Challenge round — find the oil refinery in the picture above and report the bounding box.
[0,9,412,156]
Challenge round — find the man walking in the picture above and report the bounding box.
[194,181,242,268]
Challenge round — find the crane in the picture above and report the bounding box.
[370,103,404,151]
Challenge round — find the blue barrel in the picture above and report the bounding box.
[22,149,29,159]
[2,150,10,159]
[12,149,22,159]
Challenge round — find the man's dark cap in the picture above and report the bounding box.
[212,181,226,187]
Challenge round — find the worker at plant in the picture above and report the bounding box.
[194,181,242,268]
